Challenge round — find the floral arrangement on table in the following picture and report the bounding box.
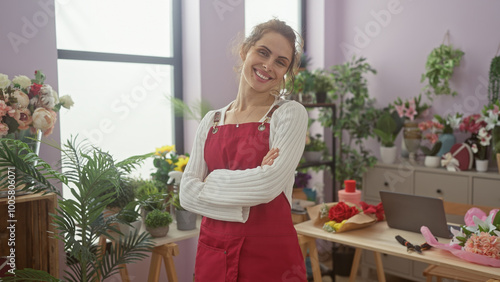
[151,145,189,188]
[392,94,431,121]
[471,128,492,161]
[418,120,443,156]
[307,201,383,233]
[0,70,74,138]
[433,113,462,135]
[421,207,500,267]
[460,114,490,161]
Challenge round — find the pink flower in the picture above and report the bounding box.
[0,123,9,137]
[32,108,57,135]
[8,108,32,130]
[0,100,12,117]
[405,106,417,120]
[395,105,405,118]
[464,232,500,259]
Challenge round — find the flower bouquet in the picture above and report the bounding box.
[0,70,73,140]
[418,120,443,157]
[392,94,431,121]
[151,145,189,188]
[306,201,383,233]
[421,207,500,267]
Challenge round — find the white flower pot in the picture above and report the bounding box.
[475,159,489,172]
[424,156,441,168]
[380,146,397,164]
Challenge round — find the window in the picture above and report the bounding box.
[55,0,182,182]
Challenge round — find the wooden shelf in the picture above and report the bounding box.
[0,192,59,278]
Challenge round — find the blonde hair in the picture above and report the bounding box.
[237,19,303,96]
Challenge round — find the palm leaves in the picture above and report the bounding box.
[0,136,154,281]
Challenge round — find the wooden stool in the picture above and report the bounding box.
[148,243,179,282]
[423,264,494,282]
[297,234,322,282]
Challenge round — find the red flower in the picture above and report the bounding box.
[29,83,43,98]
[328,202,359,222]
[459,114,487,135]
[360,201,385,221]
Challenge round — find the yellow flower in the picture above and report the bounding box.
[174,156,189,172]
[166,159,173,165]
[155,145,175,156]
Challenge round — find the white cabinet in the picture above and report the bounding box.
[361,162,500,281]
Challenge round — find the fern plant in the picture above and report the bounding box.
[488,56,500,105]
[0,136,155,282]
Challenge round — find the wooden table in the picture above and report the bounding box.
[104,217,200,282]
[294,220,500,281]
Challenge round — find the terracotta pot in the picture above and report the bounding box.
[146,225,170,238]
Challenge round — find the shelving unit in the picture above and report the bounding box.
[298,103,337,202]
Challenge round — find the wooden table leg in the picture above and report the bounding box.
[373,252,386,282]
[148,243,180,282]
[348,248,362,282]
[297,235,322,282]
[148,251,163,282]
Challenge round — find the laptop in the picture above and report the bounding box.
[380,191,457,238]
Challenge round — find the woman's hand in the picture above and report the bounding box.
[261,148,279,166]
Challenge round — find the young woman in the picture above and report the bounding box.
[180,19,308,282]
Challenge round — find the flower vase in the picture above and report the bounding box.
[403,121,422,164]
[475,159,489,172]
[437,133,456,157]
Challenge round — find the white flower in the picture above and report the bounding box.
[447,115,462,130]
[0,73,11,89]
[9,89,30,108]
[483,110,500,131]
[478,127,492,146]
[59,95,74,109]
[12,75,31,89]
[471,143,478,153]
[39,85,56,109]
[466,214,498,234]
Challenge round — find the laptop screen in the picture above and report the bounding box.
[380,191,453,238]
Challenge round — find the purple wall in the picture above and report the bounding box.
[4,0,500,280]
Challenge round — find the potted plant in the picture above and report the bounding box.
[421,43,464,100]
[145,209,173,238]
[418,120,443,168]
[116,202,143,238]
[294,70,315,103]
[0,137,154,282]
[317,56,378,188]
[168,191,197,231]
[303,133,327,162]
[433,113,462,156]
[373,111,400,164]
[312,69,333,103]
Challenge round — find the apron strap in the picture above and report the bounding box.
[258,105,280,131]
[212,111,221,134]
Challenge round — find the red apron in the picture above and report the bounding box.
[194,116,307,282]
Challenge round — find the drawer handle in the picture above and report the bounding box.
[384,182,389,187]
[436,189,442,194]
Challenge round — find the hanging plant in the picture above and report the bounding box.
[488,56,500,105]
[421,43,464,100]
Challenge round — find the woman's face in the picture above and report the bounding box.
[240,31,293,94]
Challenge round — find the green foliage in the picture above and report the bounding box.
[118,202,141,223]
[420,141,442,156]
[373,111,398,147]
[305,133,328,152]
[292,70,315,93]
[165,95,213,122]
[312,69,333,93]
[0,136,155,282]
[488,56,500,105]
[317,56,378,186]
[145,209,173,228]
[168,191,185,211]
[421,44,464,100]
[0,139,66,193]
[100,178,136,210]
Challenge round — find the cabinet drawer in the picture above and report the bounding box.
[362,250,411,275]
[472,178,500,207]
[414,171,468,203]
[363,167,413,200]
